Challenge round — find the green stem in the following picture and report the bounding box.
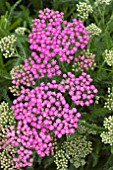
[79,120,106,132]
[95,66,113,72]
[97,61,105,72]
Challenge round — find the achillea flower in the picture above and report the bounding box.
[54,136,92,169]
[0,126,33,169]
[6,8,98,169]
[62,136,92,168]
[76,2,93,21]
[61,72,98,106]
[29,8,90,63]
[0,35,17,58]
[104,87,113,110]
[0,102,33,169]
[10,64,36,94]
[72,49,96,72]
[0,101,16,128]
[0,128,17,170]
[95,0,112,6]
[15,27,27,35]
[54,149,70,170]
[104,49,113,66]
[11,82,81,157]
[86,23,102,36]
[10,8,91,95]
[100,116,113,146]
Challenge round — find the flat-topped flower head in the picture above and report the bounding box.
[0,35,17,58]
[15,27,27,35]
[101,116,113,146]
[95,0,112,6]
[11,81,81,157]
[54,149,70,170]
[104,49,113,66]
[86,23,102,36]
[72,49,96,72]
[0,102,16,128]
[61,72,98,106]
[29,8,90,64]
[104,87,113,110]
[62,136,92,168]
[76,2,93,21]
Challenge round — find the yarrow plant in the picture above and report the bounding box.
[104,49,113,66]
[76,2,93,21]
[54,149,70,170]
[15,27,27,35]
[72,49,96,72]
[104,87,113,110]
[86,23,102,36]
[54,136,92,169]
[0,35,17,58]
[95,0,112,6]
[100,116,113,146]
[0,8,98,170]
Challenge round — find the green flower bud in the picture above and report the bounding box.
[86,23,102,36]
[100,116,113,146]
[104,87,113,110]
[0,101,16,128]
[76,2,93,21]
[62,136,93,168]
[0,35,17,58]
[95,0,112,6]
[104,49,113,66]
[15,27,26,35]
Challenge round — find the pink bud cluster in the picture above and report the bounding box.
[0,126,33,169]
[10,8,90,93]
[11,82,81,157]
[72,50,96,72]
[29,8,90,64]
[24,54,61,78]
[60,72,98,106]
[10,55,61,94]
[10,64,35,93]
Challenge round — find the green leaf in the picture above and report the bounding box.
[43,156,54,168]
[5,58,23,71]
[0,67,11,79]
[111,146,113,155]
[92,139,101,167]
[91,108,112,117]
[108,167,113,170]
[9,18,22,31]
[66,133,79,141]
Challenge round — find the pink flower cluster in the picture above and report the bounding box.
[72,50,96,72]
[11,82,81,157]
[29,8,90,63]
[60,72,98,106]
[6,8,98,169]
[10,8,90,93]
[0,126,33,169]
